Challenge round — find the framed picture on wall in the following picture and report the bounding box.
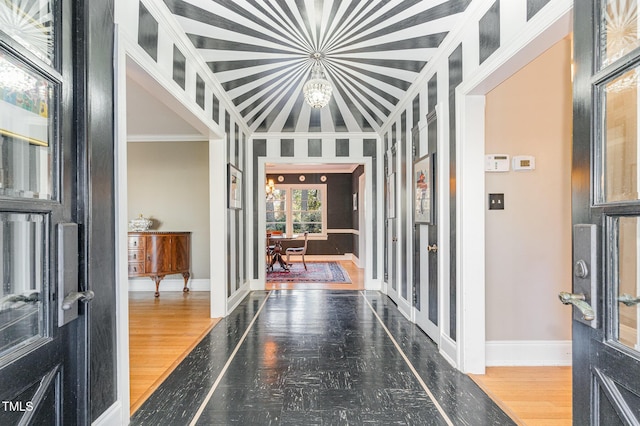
[414,154,433,224]
[387,172,396,219]
[228,163,242,209]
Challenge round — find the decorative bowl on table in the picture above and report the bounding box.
[128,214,153,232]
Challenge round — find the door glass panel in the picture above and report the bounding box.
[0,0,56,65]
[0,213,45,362]
[602,67,640,202]
[0,50,55,199]
[600,0,640,68]
[615,216,640,351]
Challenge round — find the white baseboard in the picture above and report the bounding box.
[227,287,250,314]
[128,278,209,292]
[486,340,572,366]
[92,401,123,426]
[440,334,458,368]
[302,254,354,262]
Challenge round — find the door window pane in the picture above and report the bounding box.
[266,189,286,232]
[600,0,640,68]
[292,189,323,234]
[614,216,640,351]
[0,50,55,199]
[0,0,56,65]
[602,66,640,202]
[0,213,45,362]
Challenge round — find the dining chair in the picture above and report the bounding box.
[285,232,308,270]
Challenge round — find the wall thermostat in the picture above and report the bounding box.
[485,154,510,172]
[513,155,535,171]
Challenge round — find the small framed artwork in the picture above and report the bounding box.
[353,193,358,211]
[387,172,396,219]
[228,164,243,209]
[414,154,433,224]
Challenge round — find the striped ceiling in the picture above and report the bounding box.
[164,0,472,134]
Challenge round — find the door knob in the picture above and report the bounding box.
[558,291,595,321]
[62,290,95,311]
[428,244,438,253]
[618,294,640,307]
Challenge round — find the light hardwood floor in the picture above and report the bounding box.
[470,366,572,425]
[129,291,220,414]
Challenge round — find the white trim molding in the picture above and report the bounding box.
[485,340,572,366]
[91,401,122,426]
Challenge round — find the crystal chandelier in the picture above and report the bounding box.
[303,53,332,108]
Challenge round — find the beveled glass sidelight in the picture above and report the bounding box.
[0,50,56,200]
[601,66,640,203]
[600,0,640,68]
[0,0,56,65]
[0,213,46,363]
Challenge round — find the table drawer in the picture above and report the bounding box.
[128,236,145,249]
[128,262,145,276]
[128,249,145,262]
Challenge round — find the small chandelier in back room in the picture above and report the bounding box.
[303,52,332,109]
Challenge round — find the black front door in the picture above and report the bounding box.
[0,1,93,423]
[571,1,640,423]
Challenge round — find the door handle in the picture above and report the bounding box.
[558,292,595,321]
[62,290,95,311]
[618,294,640,307]
[428,244,438,253]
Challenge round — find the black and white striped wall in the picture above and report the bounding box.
[378,0,564,372]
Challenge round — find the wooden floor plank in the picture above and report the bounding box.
[470,366,572,426]
[128,291,220,415]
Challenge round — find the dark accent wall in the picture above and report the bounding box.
[195,74,205,109]
[266,173,355,255]
[86,0,116,420]
[253,140,267,279]
[137,2,158,61]
[400,111,408,300]
[479,1,500,65]
[352,165,365,259]
[336,139,349,157]
[280,139,294,157]
[172,45,186,89]
[527,0,551,20]
[364,139,377,279]
[448,44,463,342]
[308,139,322,157]
[212,94,219,123]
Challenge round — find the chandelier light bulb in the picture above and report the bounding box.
[303,56,332,109]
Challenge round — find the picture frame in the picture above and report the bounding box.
[414,154,433,224]
[387,172,396,219]
[227,164,243,209]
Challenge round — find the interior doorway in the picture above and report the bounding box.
[121,60,219,415]
[262,163,368,291]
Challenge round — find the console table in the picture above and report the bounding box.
[128,231,191,297]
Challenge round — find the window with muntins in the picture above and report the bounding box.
[266,184,327,236]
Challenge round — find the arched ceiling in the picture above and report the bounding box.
[164,0,472,134]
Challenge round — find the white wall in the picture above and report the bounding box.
[484,37,572,343]
[127,141,211,279]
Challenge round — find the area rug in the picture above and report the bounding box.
[266,262,351,283]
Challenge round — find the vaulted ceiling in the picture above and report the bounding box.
[164,0,471,134]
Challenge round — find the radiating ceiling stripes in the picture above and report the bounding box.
[164,0,472,133]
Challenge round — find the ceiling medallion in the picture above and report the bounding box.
[303,52,332,109]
